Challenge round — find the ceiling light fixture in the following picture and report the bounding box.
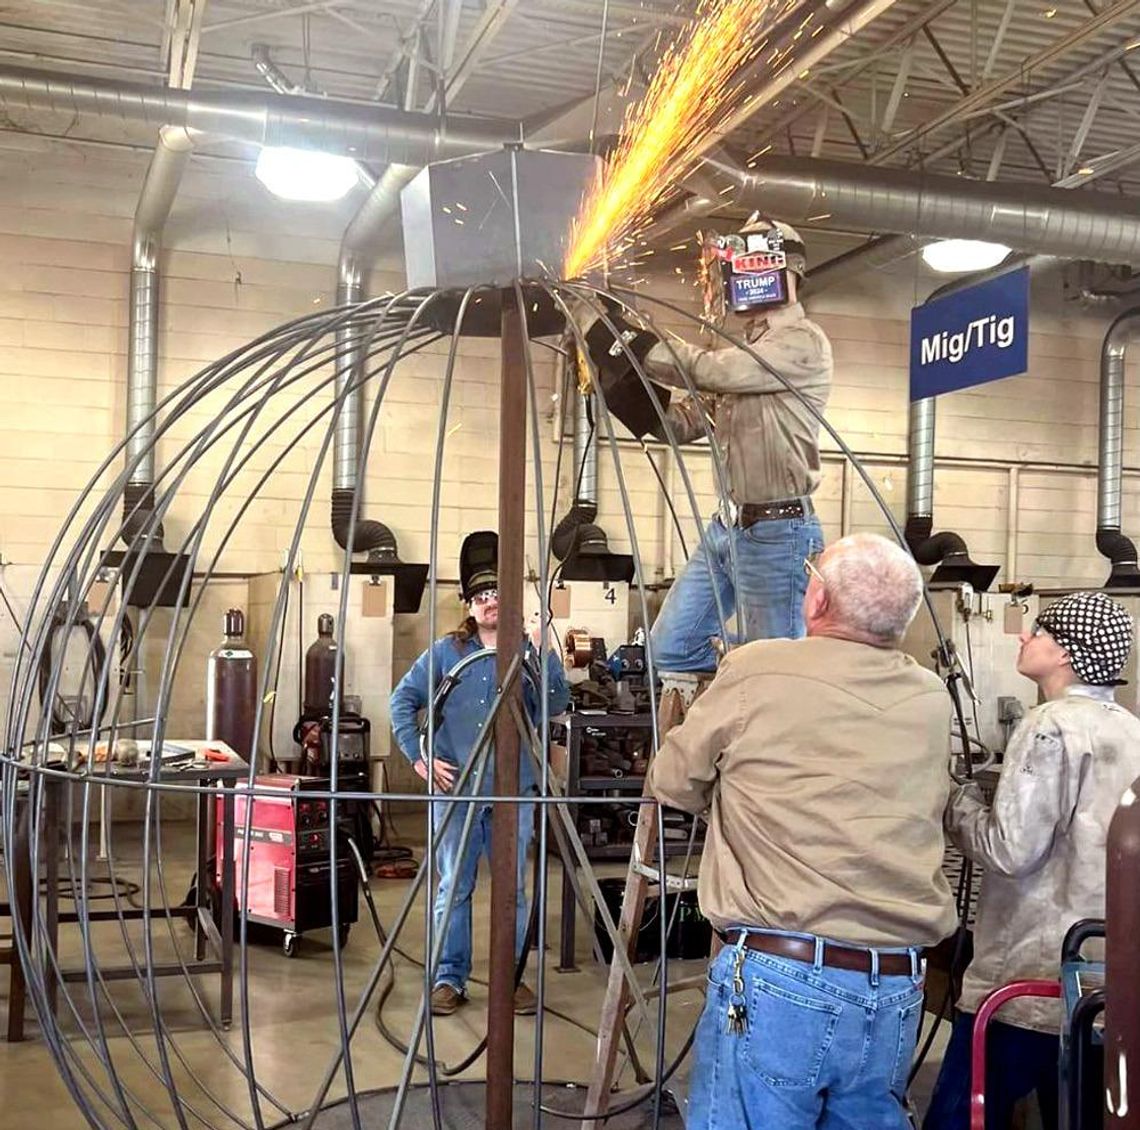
[921,239,1012,274]
[254,146,361,202]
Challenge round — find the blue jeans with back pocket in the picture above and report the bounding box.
[686,932,925,1129]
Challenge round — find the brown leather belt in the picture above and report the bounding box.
[738,498,811,527]
[720,930,919,977]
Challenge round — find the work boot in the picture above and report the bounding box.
[513,982,538,1015]
[429,983,465,1016]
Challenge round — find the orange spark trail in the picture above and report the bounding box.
[564,0,803,279]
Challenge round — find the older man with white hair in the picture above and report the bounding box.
[649,533,957,1130]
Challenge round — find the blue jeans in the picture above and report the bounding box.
[651,512,824,671]
[430,800,534,993]
[922,1012,1059,1130]
[687,933,925,1129]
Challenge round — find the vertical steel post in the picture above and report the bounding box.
[1105,776,1140,1128]
[486,287,528,1127]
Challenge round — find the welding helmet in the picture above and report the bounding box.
[701,213,806,320]
[459,530,498,603]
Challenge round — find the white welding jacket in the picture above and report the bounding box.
[947,685,1140,1032]
[642,301,832,505]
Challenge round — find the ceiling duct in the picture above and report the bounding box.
[552,388,599,558]
[1097,308,1140,587]
[707,156,1140,266]
[331,164,423,605]
[0,64,518,163]
[125,123,195,546]
[904,397,998,591]
[105,125,197,607]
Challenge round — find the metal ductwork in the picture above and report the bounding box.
[904,398,996,590]
[123,124,196,548]
[552,389,599,561]
[807,234,921,293]
[708,156,1140,266]
[331,163,419,559]
[1097,308,1140,587]
[904,268,1000,590]
[0,64,518,164]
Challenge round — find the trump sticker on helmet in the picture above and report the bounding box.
[729,269,786,309]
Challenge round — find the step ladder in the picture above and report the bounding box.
[580,671,712,1129]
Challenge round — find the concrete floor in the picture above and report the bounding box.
[0,814,952,1128]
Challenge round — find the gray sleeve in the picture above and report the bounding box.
[644,324,830,397]
[945,715,1067,878]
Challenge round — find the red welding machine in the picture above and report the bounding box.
[217,774,359,958]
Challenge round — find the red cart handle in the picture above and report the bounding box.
[971,979,1062,1130]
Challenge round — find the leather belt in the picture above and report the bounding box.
[737,498,812,527]
[720,930,919,977]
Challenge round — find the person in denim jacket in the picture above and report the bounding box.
[389,532,569,1017]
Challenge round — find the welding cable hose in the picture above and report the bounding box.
[36,608,109,737]
[362,825,701,1100]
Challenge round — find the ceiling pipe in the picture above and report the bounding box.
[331,163,419,560]
[707,156,1140,266]
[1097,308,1140,587]
[0,64,519,163]
[807,233,921,293]
[124,124,197,548]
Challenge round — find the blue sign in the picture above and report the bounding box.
[730,269,785,310]
[909,266,1029,400]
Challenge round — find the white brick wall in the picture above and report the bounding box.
[2,133,1138,790]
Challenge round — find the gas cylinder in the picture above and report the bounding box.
[303,613,340,716]
[205,608,258,760]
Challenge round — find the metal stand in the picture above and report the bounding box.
[486,287,528,1127]
[1105,774,1140,1128]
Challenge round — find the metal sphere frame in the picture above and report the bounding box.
[2,277,957,1130]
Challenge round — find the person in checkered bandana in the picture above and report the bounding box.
[924,591,1140,1130]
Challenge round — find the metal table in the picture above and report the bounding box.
[18,742,247,1040]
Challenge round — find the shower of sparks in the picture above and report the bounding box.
[563,0,808,279]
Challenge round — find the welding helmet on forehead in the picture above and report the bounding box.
[701,213,806,320]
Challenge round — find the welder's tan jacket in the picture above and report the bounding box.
[647,635,958,948]
[948,685,1140,1032]
[643,302,832,505]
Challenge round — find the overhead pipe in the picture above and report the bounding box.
[331,163,419,558]
[0,64,519,164]
[707,156,1140,266]
[123,124,197,548]
[1097,308,1140,587]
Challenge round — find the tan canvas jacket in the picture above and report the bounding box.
[647,635,958,948]
[643,302,833,505]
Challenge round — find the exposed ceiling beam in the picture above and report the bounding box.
[878,36,915,137]
[425,0,522,114]
[165,0,208,90]
[873,0,1140,164]
[980,0,1017,84]
[702,0,905,155]
[201,0,349,36]
[1063,69,1111,178]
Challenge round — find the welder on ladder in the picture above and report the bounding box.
[576,215,834,670]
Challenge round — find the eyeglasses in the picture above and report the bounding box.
[803,554,825,586]
[470,589,498,606]
[1030,620,1052,639]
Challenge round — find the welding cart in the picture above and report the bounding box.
[216,774,359,957]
